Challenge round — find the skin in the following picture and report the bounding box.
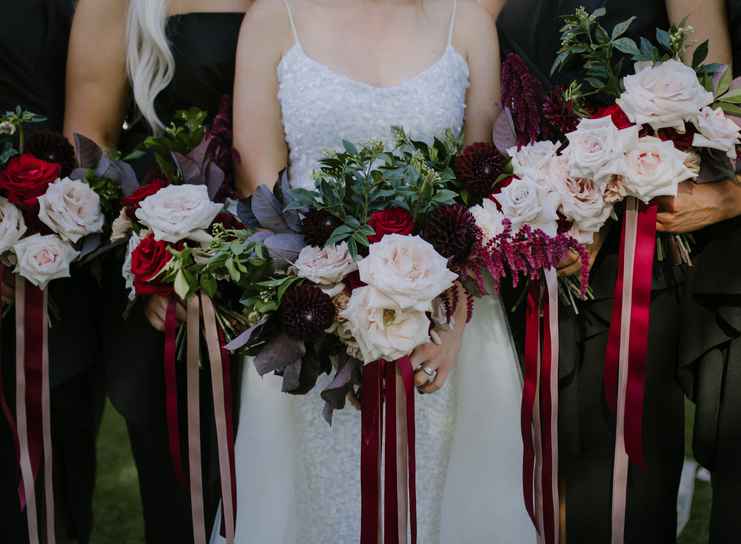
[64,0,253,331]
[559,0,735,273]
[477,0,506,18]
[234,0,500,392]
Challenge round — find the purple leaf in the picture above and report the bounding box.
[247,231,271,244]
[77,234,103,260]
[237,198,259,228]
[252,185,290,233]
[320,357,361,425]
[224,318,267,352]
[254,333,306,376]
[265,233,306,265]
[281,359,303,392]
[493,108,517,153]
[73,134,103,169]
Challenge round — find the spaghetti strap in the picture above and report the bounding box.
[283,0,302,49]
[447,0,458,47]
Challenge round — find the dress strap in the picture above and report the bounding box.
[282,0,302,49]
[447,0,458,47]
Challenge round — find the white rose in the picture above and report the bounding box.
[556,176,613,244]
[110,208,134,242]
[616,60,714,132]
[13,234,79,289]
[692,106,741,160]
[0,121,15,136]
[565,117,639,180]
[38,178,104,243]
[508,140,559,179]
[498,177,560,236]
[135,184,222,243]
[618,137,697,202]
[122,231,142,300]
[294,242,357,286]
[470,198,506,243]
[358,234,457,312]
[0,197,27,254]
[340,286,430,364]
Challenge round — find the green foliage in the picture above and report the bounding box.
[0,107,46,165]
[135,108,208,182]
[85,171,124,223]
[288,127,463,258]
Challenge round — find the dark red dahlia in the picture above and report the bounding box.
[301,209,341,247]
[656,127,695,152]
[25,130,76,177]
[280,283,336,340]
[422,204,479,267]
[211,212,245,233]
[455,143,508,202]
[542,87,579,141]
[501,53,545,146]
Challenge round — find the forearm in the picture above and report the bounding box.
[667,0,733,67]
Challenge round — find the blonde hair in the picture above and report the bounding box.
[126,0,175,133]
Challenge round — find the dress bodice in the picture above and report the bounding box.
[0,0,74,131]
[277,1,469,189]
[498,0,669,86]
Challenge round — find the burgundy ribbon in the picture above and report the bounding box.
[218,327,237,539]
[164,297,186,488]
[521,286,540,527]
[360,358,418,544]
[0,266,19,461]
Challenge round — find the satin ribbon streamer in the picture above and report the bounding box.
[604,198,657,544]
[361,357,417,544]
[15,279,55,544]
[164,297,185,487]
[522,271,560,544]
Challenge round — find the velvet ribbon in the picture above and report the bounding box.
[15,279,55,544]
[603,198,657,544]
[522,271,560,544]
[360,357,417,544]
[164,296,186,487]
[0,265,19,464]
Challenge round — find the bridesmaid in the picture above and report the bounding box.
[673,1,741,542]
[0,1,104,543]
[498,1,730,542]
[64,0,252,541]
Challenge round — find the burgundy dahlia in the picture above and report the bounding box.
[455,143,508,202]
[301,209,341,247]
[501,53,545,146]
[280,283,336,340]
[422,204,478,267]
[542,87,579,141]
[25,130,76,177]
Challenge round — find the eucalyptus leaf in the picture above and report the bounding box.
[254,333,306,376]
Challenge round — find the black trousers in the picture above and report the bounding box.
[0,367,103,544]
[561,287,685,544]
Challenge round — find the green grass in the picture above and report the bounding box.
[90,400,712,543]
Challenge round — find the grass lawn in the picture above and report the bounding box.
[90,400,712,544]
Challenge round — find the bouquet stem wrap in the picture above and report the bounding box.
[522,269,560,544]
[165,294,237,544]
[604,197,656,544]
[361,357,417,544]
[14,278,55,544]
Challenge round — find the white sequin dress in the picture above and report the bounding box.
[213,1,536,542]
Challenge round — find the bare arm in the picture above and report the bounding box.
[232,1,292,197]
[458,0,500,145]
[477,0,506,18]
[64,0,129,150]
[667,0,732,67]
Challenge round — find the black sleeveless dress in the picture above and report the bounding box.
[0,2,103,543]
[677,2,741,542]
[101,13,244,544]
[499,3,685,543]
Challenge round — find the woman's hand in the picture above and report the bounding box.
[557,224,609,278]
[145,294,186,332]
[411,285,467,394]
[656,179,741,233]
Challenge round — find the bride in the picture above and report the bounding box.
[215,0,534,541]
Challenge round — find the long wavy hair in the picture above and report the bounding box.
[126,0,175,133]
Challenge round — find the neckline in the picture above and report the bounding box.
[279,44,468,91]
[168,11,245,19]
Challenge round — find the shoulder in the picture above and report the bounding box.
[74,0,128,21]
[241,0,294,52]
[454,0,497,54]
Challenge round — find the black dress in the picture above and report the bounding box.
[677,2,741,542]
[0,2,104,543]
[101,13,244,544]
[499,3,686,543]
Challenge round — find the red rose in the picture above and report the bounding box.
[123,178,168,218]
[0,153,61,209]
[367,208,414,244]
[131,234,174,296]
[593,104,633,130]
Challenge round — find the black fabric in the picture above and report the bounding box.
[498,3,685,541]
[103,13,245,543]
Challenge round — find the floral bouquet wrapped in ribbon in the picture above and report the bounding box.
[114,106,248,544]
[0,108,138,544]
